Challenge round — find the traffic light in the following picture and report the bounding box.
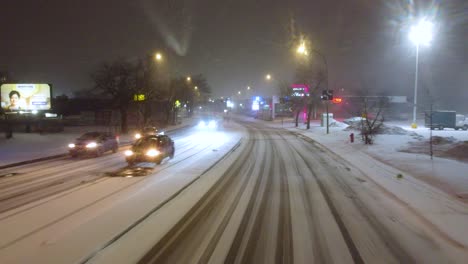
[321,90,333,100]
[332,97,342,104]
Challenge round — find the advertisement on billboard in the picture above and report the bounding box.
[1,83,52,111]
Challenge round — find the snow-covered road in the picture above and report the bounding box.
[90,120,468,264]
[1,119,467,263]
[0,124,244,264]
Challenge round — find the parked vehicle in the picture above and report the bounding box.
[425,110,468,130]
[125,134,175,165]
[68,132,119,157]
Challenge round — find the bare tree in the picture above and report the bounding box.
[359,96,387,144]
[92,59,137,134]
[295,59,326,129]
[134,56,167,127]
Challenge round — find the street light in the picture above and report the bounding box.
[186,76,191,82]
[265,74,272,80]
[297,41,308,55]
[155,53,162,61]
[194,86,198,90]
[247,86,251,90]
[238,91,241,95]
[409,19,433,128]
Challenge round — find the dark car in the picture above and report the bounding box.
[134,126,161,140]
[124,134,175,165]
[68,132,119,157]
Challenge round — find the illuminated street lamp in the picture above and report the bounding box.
[296,41,308,55]
[186,76,191,82]
[155,53,162,61]
[238,91,241,95]
[265,74,272,80]
[194,86,198,90]
[247,86,251,90]
[409,19,434,128]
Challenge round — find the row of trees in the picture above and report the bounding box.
[91,56,210,133]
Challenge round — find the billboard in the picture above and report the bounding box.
[1,83,52,111]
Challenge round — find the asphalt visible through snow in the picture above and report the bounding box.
[138,120,460,264]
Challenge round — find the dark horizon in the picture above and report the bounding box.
[1,0,467,111]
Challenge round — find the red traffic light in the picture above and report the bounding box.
[332,97,343,104]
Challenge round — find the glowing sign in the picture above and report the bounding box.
[133,94,146,101]
[1,83,52,111]
[291,84,310,97]
[252,101,260,110]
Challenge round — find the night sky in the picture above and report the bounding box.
[1,0,467,111]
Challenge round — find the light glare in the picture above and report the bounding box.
[409,19,434,46]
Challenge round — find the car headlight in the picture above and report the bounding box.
[198,121,206,128]
[124,150,133,156]
[68,143,75,148]
[146,149,160,157]
[86,142,98,148]
[134,133,141,139]
[208,120,216,128]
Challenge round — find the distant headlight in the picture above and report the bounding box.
[134,133,142,139]
[86,142,98,148]
[198,120,206,128]
[208,120,216,128]
[124,150,133,156]
[146,149,160,157]
[68,143,75,148]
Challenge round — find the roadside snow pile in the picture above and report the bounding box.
[343,121,362,131]
[329,119,348,127]
[343,123,422,138]
[431,136,457,145]
[401,136,468,162]
[379,125,411,135]
[446,141,468,162]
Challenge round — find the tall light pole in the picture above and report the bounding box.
[409,19,433,128]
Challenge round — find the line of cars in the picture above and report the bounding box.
[67,126,175,166]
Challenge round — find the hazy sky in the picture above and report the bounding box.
[1,0,467,111]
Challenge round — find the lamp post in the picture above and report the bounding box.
[408,19,433,128]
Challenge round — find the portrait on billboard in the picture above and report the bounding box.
[1,84,52,112]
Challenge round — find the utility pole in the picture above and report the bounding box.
[429,102,433,160]
[326,100,329,134]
